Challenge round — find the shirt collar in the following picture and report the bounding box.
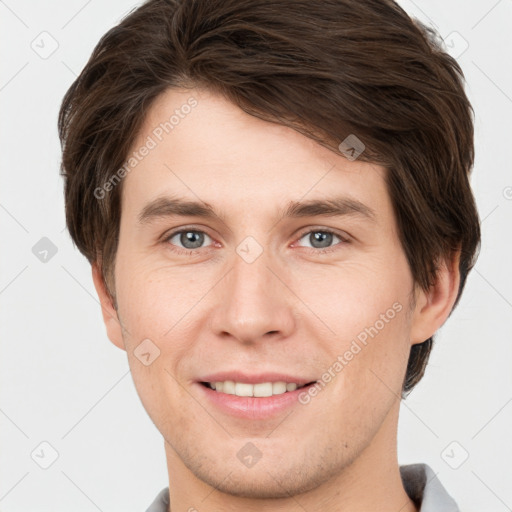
[400,463,460,512]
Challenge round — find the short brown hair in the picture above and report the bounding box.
[58,0,480,395]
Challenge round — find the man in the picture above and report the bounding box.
[58,0,480,510]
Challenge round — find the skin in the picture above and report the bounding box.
[92,87,460,512]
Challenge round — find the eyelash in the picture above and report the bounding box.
[162,227,350,256]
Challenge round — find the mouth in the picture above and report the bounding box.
[199,380,317,397]
[196,372,319,419]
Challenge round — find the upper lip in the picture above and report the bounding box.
[198,371,317,386]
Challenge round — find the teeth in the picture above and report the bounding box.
[255,382,274,397]
[207,380,305,397]
[236,382,254,396]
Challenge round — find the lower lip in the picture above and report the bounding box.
[196,382,315,420]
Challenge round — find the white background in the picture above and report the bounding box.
[1,1,511,511]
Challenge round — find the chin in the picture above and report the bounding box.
[187,449,343,500]
[198,469,316,499]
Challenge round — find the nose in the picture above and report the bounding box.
[209,245,297,345]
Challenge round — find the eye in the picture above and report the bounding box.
[164,229,213,252]
[162,227,348,256]
[295,228,348,253]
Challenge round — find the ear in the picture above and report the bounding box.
[409,250,461,345]
[91,262,126,351]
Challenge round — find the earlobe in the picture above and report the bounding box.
[409,251,461,345]
[91,262,126,351]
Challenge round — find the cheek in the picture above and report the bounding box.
[293,257,411,336]
[114,255,196,344]
[292,259,413,396]
[114,261,196,424]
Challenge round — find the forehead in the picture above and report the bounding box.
[121,87,391,221]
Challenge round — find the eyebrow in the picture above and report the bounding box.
[138,195,376,225]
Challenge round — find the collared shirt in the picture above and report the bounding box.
[145,463,459,511]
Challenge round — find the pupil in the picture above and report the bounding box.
[181,231,204,249]
[311,231,332,248]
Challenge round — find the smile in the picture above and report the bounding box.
[201,380,314,397]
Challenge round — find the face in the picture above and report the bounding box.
[95,87,444,499]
